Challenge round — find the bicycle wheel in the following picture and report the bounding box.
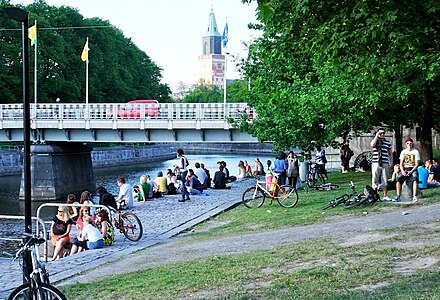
[242,187,265,208]
[317,172,326,185]
[306,172,316,188]
[8,282,67,300]
[276,185,299,208]
[121,213,143,242]
[321,194,349,210]
[343,195,369,209]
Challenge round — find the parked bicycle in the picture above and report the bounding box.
[242,175,299,208]
[306,163,325,187]
[7,233,67,300]
[306,164,339,191]
[108,206,143,242]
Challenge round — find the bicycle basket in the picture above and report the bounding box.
[363,185,379,202]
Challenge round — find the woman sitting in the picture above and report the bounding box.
[95,210,115,246]
[185,169,204,195]
[70,216,104,255]
[50,206,74,260]
[237,160,246,179]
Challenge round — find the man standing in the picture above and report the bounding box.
[370,128,392,200]
[116,177,133,209]
[395,138,420,202]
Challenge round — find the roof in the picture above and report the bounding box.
[204,9,221,37]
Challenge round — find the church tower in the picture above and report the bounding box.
[197,9,226,89]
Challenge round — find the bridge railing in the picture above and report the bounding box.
[0,102,255,121]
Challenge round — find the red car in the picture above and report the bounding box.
[114,100,160,119]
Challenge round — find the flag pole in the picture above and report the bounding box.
[85,37,89,107]
[223,52,227,118]
[33,20,37,107]
[222,20,228,119]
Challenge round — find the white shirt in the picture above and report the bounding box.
[82,224,103,243]
[195,168,207,185]
[119,183,133,208]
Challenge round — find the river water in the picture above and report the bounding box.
[0,153,277,217]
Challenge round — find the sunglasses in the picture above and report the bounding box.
[378,132,385,135]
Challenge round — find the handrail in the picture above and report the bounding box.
[0,102,255,122]
[0,215,47,255]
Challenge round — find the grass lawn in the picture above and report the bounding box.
[60,171,440,299]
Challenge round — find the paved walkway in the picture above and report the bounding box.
[0,179,251,299]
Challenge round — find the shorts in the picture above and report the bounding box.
[397,168,418,184]
[51,235,70,246]
[371,163,390,190]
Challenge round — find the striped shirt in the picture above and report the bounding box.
[372,138,392,164]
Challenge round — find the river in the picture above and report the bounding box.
[0,153,277,217]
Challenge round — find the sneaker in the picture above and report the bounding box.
[382,196,391,201]
[392,196,401,202]
[412,196,418,202]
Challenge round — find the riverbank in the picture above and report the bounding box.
[0,177,252,298]
[0,142,275,176]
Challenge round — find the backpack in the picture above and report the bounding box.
[103,221,115,246]
[363,185,379,202]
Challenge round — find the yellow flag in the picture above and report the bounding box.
[81,40,89,62]
[28,25,37,46]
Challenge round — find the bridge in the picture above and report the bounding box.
[0,102,256,143]
[0,102,259,201]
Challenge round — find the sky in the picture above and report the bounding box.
[11,0,260,92]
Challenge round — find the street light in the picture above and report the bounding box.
[4,6,32,283]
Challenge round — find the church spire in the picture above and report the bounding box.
[202,9,221,55]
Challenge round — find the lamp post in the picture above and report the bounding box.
[4,6,32,282]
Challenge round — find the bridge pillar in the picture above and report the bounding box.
[19,143,95,201]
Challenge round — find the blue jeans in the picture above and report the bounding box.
[87,239,104,250]
[180,171,189,199]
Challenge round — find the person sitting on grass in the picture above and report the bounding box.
[70,216,104,256]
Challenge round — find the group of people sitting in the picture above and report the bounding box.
[388,158,440,191]
[51,191,115,260]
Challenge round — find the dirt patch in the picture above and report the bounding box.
[393,256,439,275]
[339,232,395,247]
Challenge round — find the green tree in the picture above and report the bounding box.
[0,0,171,104]
[226,79,249,103]
[240,0,440,158]
[182,83,222,103]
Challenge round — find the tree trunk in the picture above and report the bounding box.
[393,124,402,165]
[419,84,434,161]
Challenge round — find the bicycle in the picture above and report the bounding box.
[242,175,299,208]
[321,181,357,210]
[306,163,326,188]
[108,206,143,242]
[342,183,380,209]
[7,233,67,300]
[306,164,339,191]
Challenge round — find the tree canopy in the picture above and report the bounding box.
[240,0,440,157]
[0,0,171,104]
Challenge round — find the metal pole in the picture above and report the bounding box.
[223,53,227,118]
[4,6,32,282]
